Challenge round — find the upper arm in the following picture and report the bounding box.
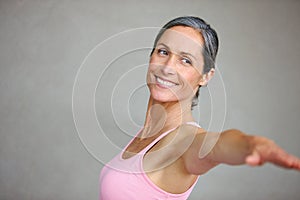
[182,128,253,175]
[181,128,220,175]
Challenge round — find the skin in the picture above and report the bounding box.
[122,26,300,194]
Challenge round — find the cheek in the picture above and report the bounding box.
[149,55,157,65]
[180,70,201,88]
[146,63,158,86]
[148,56,158,70]
[147,60,162,82]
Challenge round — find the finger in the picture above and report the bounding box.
[269,148,300,170]
[279,154,300,170]
[289,156,300,171]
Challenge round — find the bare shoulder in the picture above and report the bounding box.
[148,124,206,160]
[181,123,206,134]
[162,124,205,144]
[179,124,220,175]
[144,124,217,174]
[176,123,207,141]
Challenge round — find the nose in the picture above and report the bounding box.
[161,55,176,75]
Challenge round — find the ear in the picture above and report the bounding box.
[199,68,215,86]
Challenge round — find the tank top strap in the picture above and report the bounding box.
[141,126,178,153]
[184,121,201,128]
[141,121,201,153]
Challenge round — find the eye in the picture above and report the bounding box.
[182,57,192,65]
[157,49,168,56]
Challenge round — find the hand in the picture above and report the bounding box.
[245,136,300,171]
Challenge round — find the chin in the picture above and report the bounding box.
[148,82,194,104]
[149,88,178,103]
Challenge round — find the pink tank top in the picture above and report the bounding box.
[99,122,201,200]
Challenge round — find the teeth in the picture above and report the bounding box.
[156,76,176,87]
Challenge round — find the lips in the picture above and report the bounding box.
[155,76,178,88]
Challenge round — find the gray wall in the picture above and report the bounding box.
[1,0,300,199]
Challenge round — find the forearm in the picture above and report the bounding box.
[208,129,253,165]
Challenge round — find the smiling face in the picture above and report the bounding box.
[147,26,209,105]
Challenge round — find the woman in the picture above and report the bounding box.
[99,16,300,200]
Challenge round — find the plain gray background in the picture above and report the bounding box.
[1,0,300,199]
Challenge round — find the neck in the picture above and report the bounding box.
[141,97,195,139]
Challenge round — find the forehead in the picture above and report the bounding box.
[157,26,205,56]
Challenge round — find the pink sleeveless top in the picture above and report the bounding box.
[99,122,201,200]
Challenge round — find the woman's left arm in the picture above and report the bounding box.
[182,128,300,175]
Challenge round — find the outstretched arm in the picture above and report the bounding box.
[182,127,300,175]
[209,129,300,168]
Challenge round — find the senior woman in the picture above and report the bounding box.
[99,16,300,200]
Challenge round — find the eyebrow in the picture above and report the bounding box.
[156,42,198,61]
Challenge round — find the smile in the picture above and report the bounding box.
[155,76,178,88]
